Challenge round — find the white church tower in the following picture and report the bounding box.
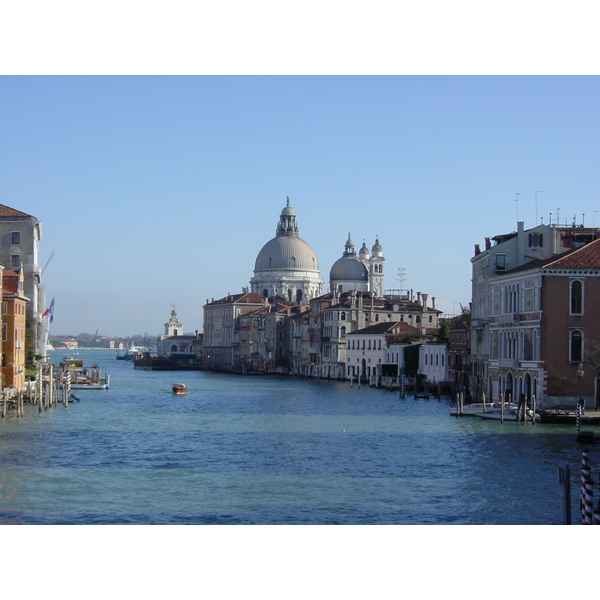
[163,306,183,338]
[368,237,385,298]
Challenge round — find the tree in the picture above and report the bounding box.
[438,319,450,343]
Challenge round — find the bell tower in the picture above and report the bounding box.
[369,237,385,298]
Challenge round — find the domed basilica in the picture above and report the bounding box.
[250,198,323,302]
[250,198,385,301]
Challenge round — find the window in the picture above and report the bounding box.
[570,280,583,315]
[340,312,346,321]
[11,232,20,245]
[570,329,583,363]
[11,255,20,268]
[495,253,507,271]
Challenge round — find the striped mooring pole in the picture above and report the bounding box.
[400,375,405,399]
[594,497,600,525]
[580,448,594,525]
[576,401,582,439]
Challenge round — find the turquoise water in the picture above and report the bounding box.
[0,349,595,524]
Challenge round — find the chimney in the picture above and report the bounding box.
[431,296,436,310]
[517,221,525,266]
[422,293,428,309]
[485,237,491,250]
[474,244,481,256]
[417,291,421,304]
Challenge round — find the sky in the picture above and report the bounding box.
[1,4,599,338]
[2,75,599,336]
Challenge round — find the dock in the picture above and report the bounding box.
[537,407,600,424]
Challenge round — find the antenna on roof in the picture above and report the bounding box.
[41,251,55,274]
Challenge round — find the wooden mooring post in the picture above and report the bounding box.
[557,464,571,525]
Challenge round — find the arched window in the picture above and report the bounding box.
[570,329,583,363]
[296,289,303,302]
[262,289,269,298]
[340,326,346,337]
[571,280,583,315]
[340,312,346,321]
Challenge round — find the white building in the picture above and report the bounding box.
[156,308,200,356]
[346,321,421,382]
[386,342,449,384]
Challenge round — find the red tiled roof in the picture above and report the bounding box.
[0,204,33,218]
[544,237,600,270]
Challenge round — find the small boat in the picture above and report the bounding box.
[172,383,188,395]
[449,402,518,416]
[475,408,536,421]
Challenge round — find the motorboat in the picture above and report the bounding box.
[475,408,536,421]
[172,383,188,395]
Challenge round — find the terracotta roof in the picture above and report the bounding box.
[544,237,600,270]
[0,204,33,218]
[500,238,600,276]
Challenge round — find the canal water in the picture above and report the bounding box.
[0,349,597,525]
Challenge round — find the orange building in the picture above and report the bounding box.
[1,268,29,390]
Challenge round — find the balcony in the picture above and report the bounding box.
[497,358,518,369]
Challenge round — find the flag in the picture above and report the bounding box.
[42,297,55,323]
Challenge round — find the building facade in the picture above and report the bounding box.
[0,204,45,359]
[472,223,600,407]
[1,269,29,389]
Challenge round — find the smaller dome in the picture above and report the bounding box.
[372,237,382,253]
[330,255,368,282]
[359,242,369,259]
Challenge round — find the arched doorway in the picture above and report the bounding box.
[505,372,514,403]
[524,373,532,403]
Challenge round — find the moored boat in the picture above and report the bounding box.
[60,358,110,390]
[449,402,518,416]
[172,383,188,395]
[475,408,536,421]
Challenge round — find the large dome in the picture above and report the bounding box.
[255,235,319,272]
[330,255,368,282]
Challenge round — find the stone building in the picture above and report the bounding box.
[0,204,45,359]
[471,221,600,407]
[1,268,29,389]
[156,308,201,357]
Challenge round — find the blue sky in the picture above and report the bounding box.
[1,75,599,336]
